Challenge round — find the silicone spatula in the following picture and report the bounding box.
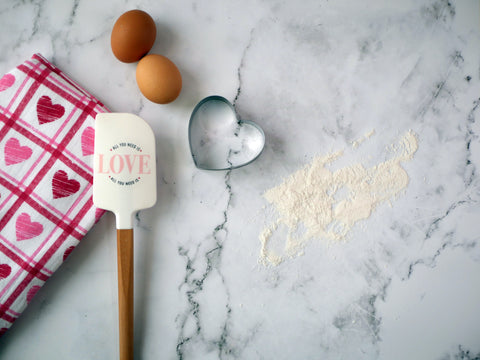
[93,113,157,360]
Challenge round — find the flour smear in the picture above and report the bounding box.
[259,130,418,266]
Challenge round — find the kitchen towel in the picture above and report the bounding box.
[0,53,107,336]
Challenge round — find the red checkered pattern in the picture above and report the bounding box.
[0,54,108,336]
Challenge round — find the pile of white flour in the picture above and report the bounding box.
[259,130,418,266]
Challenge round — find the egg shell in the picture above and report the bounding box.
[111,10,156,63]
[136,54,182,104]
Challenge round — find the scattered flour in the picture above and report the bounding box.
[259,130,418,266]
[351,129,376,148]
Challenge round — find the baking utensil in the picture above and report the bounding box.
[93,113,156,360]
[188,95,265,170]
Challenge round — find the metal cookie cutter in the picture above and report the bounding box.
[188,95,265,170]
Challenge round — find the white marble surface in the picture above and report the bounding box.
[1,0,480,359]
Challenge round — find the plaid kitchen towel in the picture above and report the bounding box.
[0,54,107,336]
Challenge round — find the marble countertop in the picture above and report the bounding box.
[1,0,479,359]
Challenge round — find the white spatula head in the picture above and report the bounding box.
[93,113,156,229]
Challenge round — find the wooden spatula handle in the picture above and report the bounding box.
[117,229,134,360]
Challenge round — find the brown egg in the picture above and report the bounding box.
[136,54,182,104]
[111,10,156,63]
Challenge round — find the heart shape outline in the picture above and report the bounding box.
[52,170,80,199]
[4,138,33,166]
[37,95,65,125]
[188,95,265,170]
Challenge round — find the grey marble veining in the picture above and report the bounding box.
[0,0,479,359]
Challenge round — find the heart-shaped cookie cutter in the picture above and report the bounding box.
[188,95,265,170]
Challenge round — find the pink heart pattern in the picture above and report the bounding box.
[63,246,75,261]
[81,126,94,156]
[26,285,41,304]
[52,170,80,199]
[37,95,65,125]
[0,54,113,339]
[4,138,33,166]
[95,208,104,223]
[16,213,43,241]
[0,74,15,91]
[0,264,12,280]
